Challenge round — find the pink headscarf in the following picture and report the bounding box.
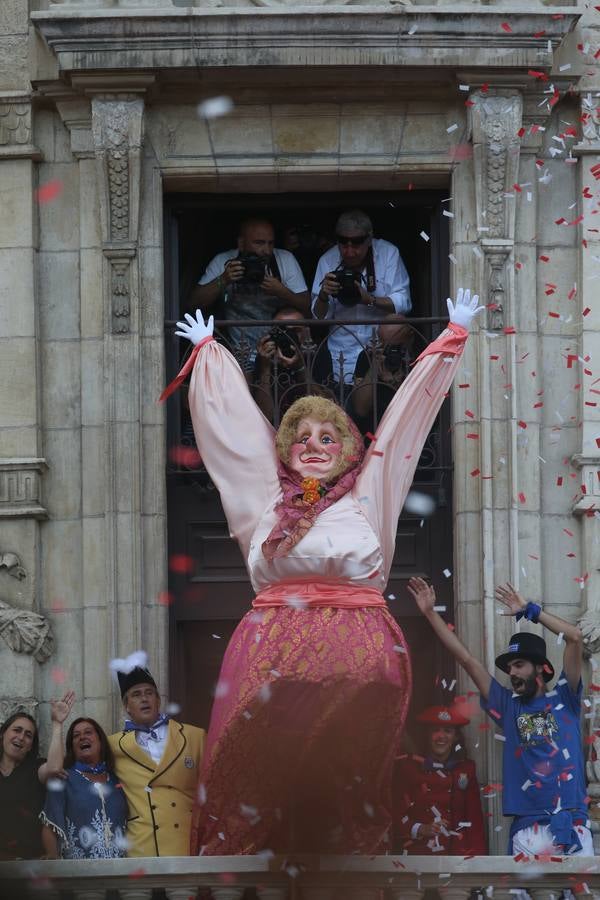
[262,408,365,561]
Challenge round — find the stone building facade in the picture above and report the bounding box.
[1,0,600,855]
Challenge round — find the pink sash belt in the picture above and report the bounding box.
[252,581,386,610]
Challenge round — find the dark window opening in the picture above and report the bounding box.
[164,189,458,744]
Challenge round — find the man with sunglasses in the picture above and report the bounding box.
[312,210,411,385]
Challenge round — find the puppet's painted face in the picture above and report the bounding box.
[289,417,343,480]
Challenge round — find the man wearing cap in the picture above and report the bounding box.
[108,652,205,857]
[393,703,487,855]
[409,577,593,857]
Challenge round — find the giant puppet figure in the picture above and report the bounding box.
[163,289,483,855]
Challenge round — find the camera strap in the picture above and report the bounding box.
[267,253,282,281]
[365,245,376,293]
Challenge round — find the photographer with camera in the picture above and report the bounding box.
[191,218,310,379]
[312,210,411,386]
[253,307,333,423]
[349,314,414,432]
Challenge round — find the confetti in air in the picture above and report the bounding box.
[403,491,436,516]
[197,96,234,119]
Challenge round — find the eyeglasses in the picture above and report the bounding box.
[336,234,369,247]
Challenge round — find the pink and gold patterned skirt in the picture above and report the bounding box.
[190,589,411,856]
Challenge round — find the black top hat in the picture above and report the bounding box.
[495,632,554,683]
[117,666,157,698]
[110,650,158,698]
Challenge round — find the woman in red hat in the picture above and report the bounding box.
[392,704,487,855]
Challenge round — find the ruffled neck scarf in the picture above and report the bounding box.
[262,417,365,561]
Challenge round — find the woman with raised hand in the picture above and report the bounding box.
[162,288,483,855]
[0,691,74,860]
[41,717,127,859]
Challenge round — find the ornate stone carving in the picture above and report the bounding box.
[91,95,143,244]
[0,459,48,520]
[0,94,42,161]
[0,99,30,146]
[581,93,600,144]
[0,698,38,723]
[0,552,26,580]
[110,256,132,334]
[91,95,144,334]
[470,91,523,331]
[0,599,54,663]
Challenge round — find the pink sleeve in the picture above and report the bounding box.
[354,324,468,578]
[188,340,280,560]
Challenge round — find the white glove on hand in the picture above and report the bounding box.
[175,310,214,346]
[446,288,485,331]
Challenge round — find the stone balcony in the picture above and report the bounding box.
[1,855,600,900]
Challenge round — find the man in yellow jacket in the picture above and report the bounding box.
[108,652,205,857]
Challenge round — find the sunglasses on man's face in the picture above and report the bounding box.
[336,234,369,247]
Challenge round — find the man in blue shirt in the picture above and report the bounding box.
[409,577,593,857]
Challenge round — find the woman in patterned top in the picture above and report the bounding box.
[41,717,127,859]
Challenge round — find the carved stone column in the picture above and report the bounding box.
[91,94,143,334]
[470,90,523,332]
[573,93,600,854]
[0,90,49,717]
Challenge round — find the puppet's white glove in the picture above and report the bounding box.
[175,310,214,346]
[446,288,484,331]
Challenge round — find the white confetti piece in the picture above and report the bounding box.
[47,778,66,793]
[442,210,454,218]
[393,644,406,653]
[521,779,532,791]
[459,84,470,91]
[557,632,564,645]
[165,702,181,716]
[407,24,418,34]
[404,490,436,516]
[494,734,506,742]
[420,231,430,242]
[448,253,457,265]
[197,96,234,119]
[562,748,570,760]
[434,605,447,612]
[443,568,452,578]
[447,123,459,134]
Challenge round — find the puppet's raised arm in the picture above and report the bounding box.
[172,312,280,560]
[354,289,483,576]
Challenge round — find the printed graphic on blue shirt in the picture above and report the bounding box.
[516,710,558,745]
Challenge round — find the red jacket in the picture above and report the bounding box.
[392,755,487,855]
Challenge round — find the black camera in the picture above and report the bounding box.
[238,252,267,285]
[269,326,297,359]
[383,344,408,374]
[334,267,360,307]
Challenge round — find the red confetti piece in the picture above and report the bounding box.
[517,127,526,138]
[51,667,66,684]
[518,492,526,504]
[533,30,546,37]
[465,409,475,418]
[157,591,174,607]
[503,326,516,334]
[595,438,600,448]
[458,383,470,389]
[513,183,522,193]
[490,355,500,361]
[365,432,377,442]
[129,869,147,879]
[518,420,527,429]
[563,528,574,537]
[548,311,560,318]
[501,22,512,32]
[528,69,548,80]
[35,179,63,204]
[371,449,384,457]
[533,402,543,409]
[591,163,600,181]
[471,468,481,477]
[539,255,550,262]
[169,554,195,575]
[466,433,479,440]
[169,445,202,468]
[557,477,563,486]
[566,355,578,368]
